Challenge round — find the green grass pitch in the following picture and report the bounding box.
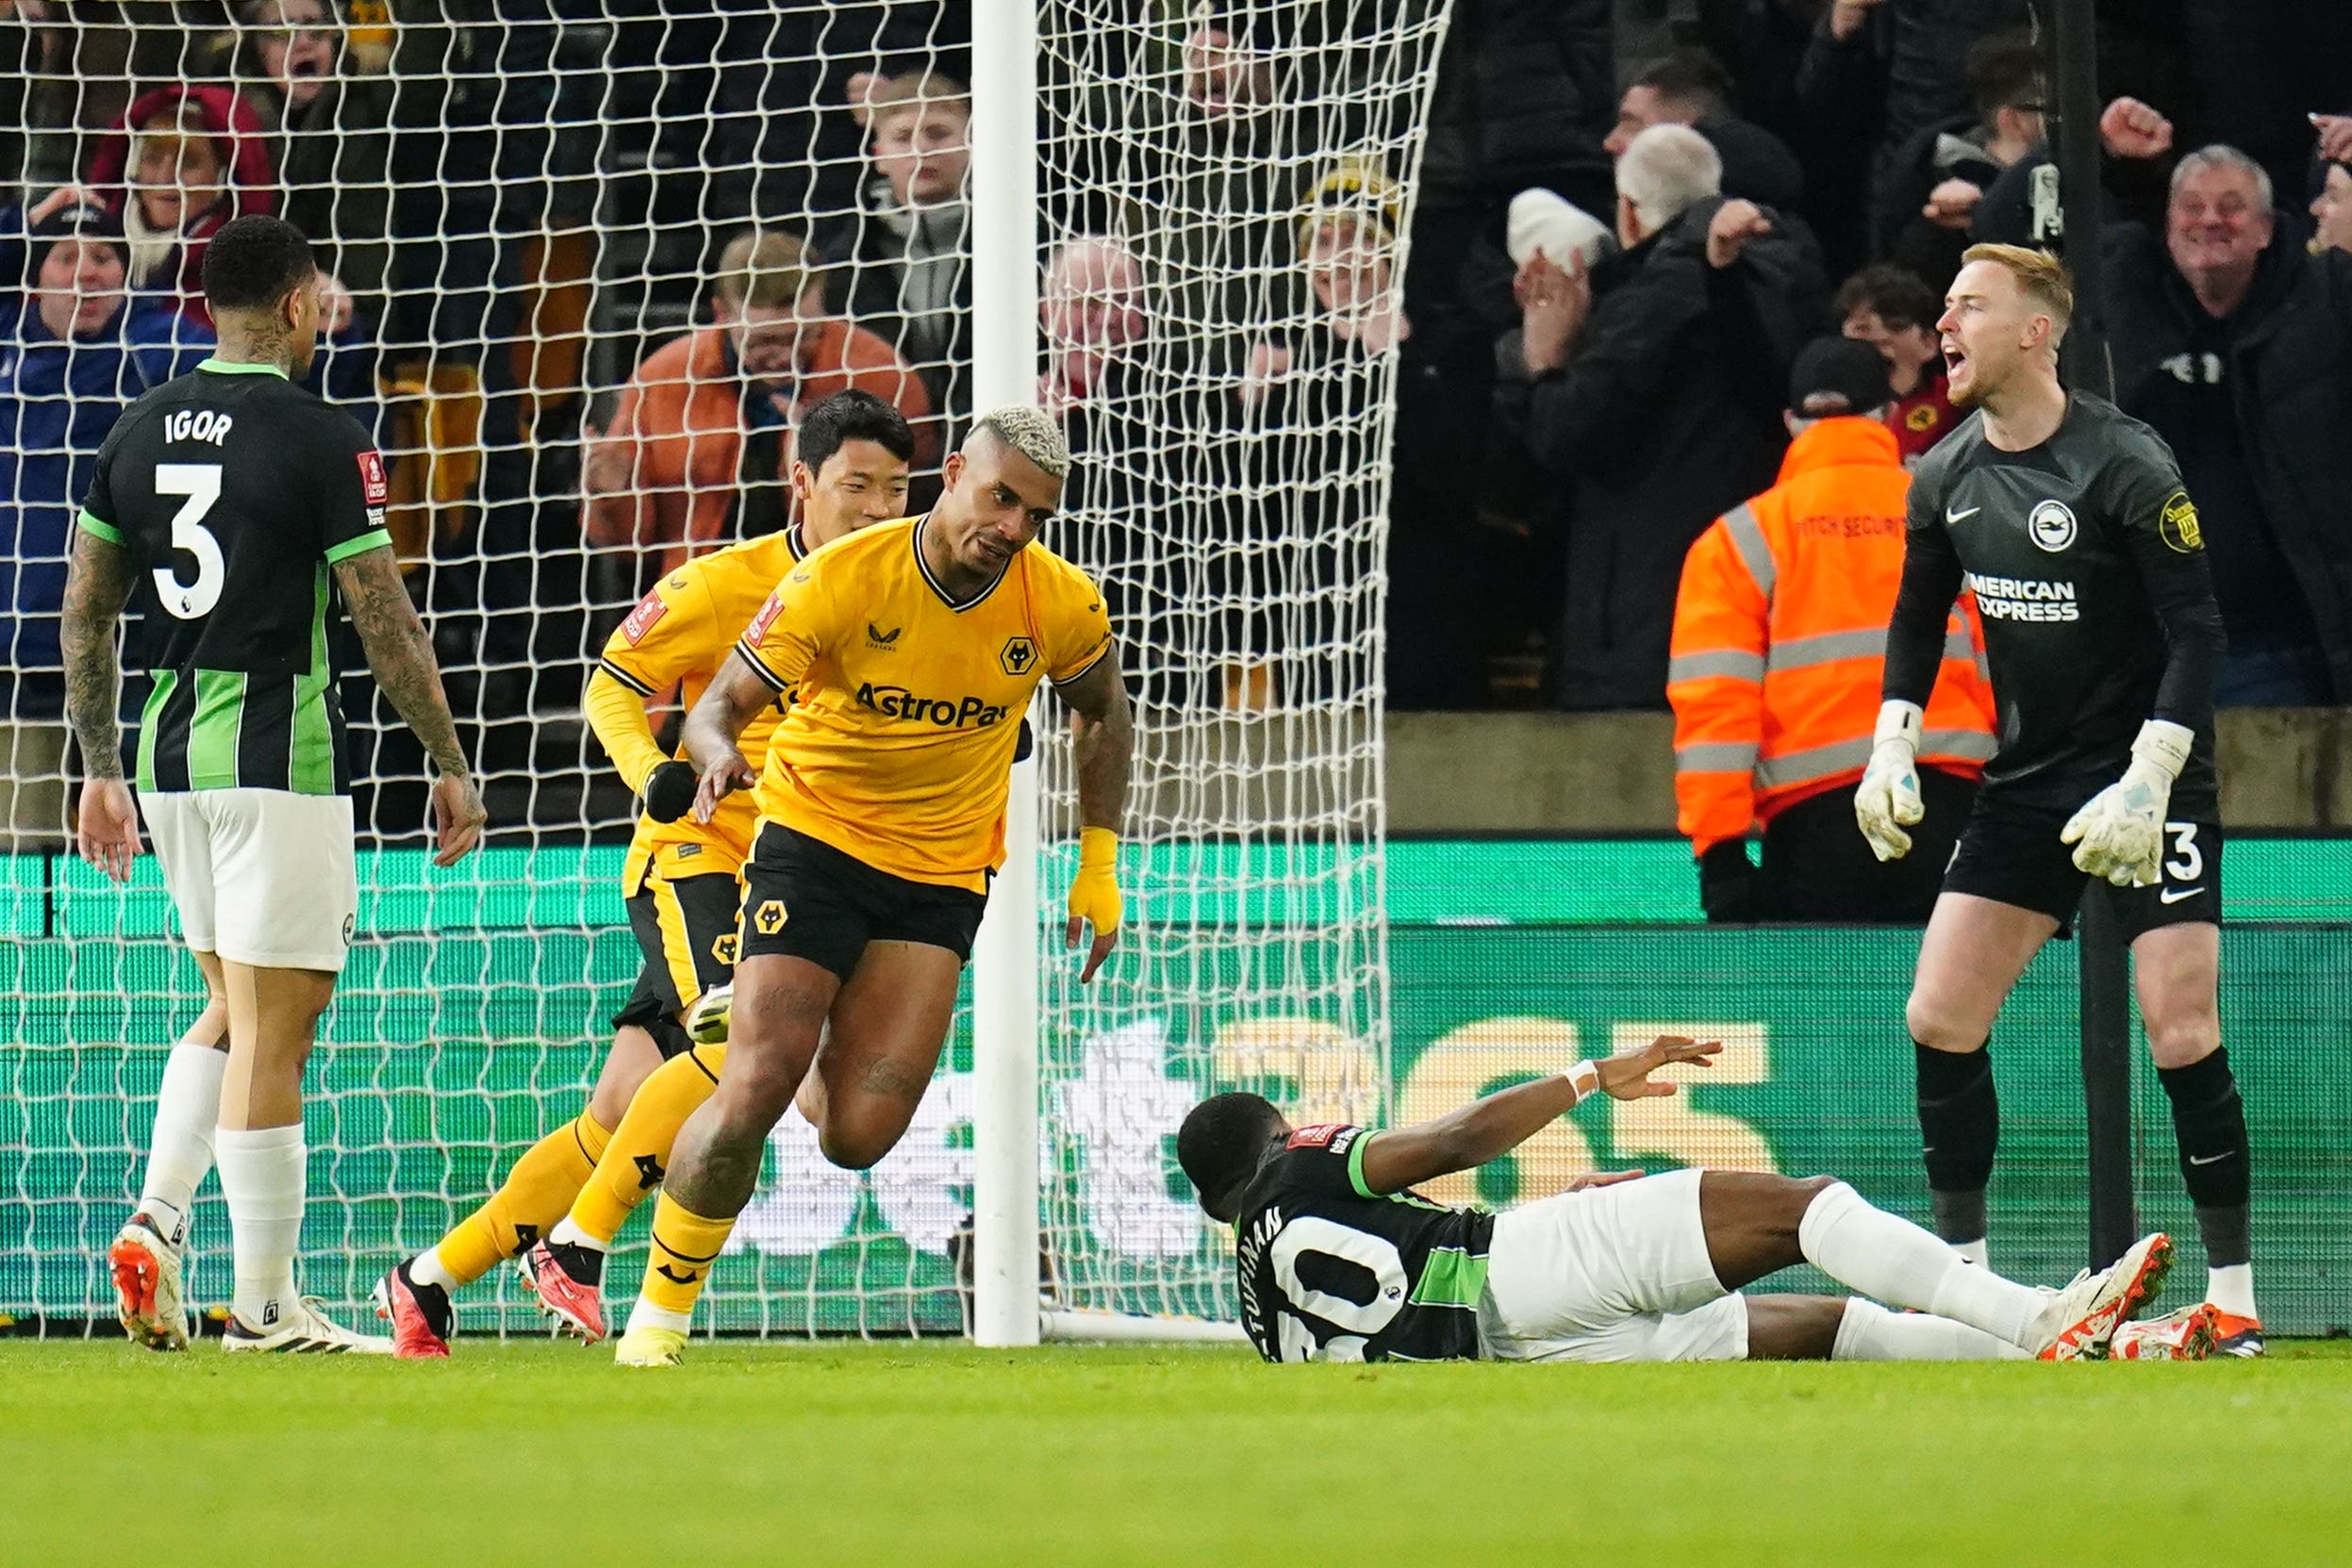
[7,1337,2350,1565]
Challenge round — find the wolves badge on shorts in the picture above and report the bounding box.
[753,900,787,935]
[711,932,739,966]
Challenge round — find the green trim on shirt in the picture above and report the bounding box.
[323,528,394,565]
[195,357,290,378]
[1347,1131,1382,1199]
[76,509,123,544]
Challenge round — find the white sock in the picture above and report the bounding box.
[1951,1237,1990,1268]
[215,1124,306,1330]
[2207,1263,2258,1319]
[1832,1298,2029,1361]
[409,1247,459,1292]
[627,1298,691,1334]
[548,1215,606,1252]
[135,1038,228,1248]
[1798,1180,2042,1348]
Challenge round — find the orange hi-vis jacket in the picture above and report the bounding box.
[1668,416,1997,856]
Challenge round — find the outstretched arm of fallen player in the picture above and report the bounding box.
[1055,642,1133,982]
[681,652,770,823]
[334,544,484,866]
[1353,1035,1723,1195]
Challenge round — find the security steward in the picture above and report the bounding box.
[1668,338,1996,922]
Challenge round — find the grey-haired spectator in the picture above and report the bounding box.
[1496,124,1828,711]
[1039,237,1149,421]
[0,202,211,849]
[2101,130,2352,703]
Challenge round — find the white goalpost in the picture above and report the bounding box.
[970,0,1456,1345]
[968,0,1046,1348]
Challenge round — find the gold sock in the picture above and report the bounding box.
[434,1109,612,1285]
[569,1044,724,1246]
[640,1193,734,1318]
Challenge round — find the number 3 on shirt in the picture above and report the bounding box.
[153,463,225,619]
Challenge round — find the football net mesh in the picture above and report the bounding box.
[0,0,1449,1335]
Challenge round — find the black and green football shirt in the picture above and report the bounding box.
[1230,1124,1496,1362]
[1884,392,2224,818]
[77,358,390,796]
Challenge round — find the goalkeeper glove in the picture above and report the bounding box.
[2062,719,2193,886]
[641,760,700,824]
[1853,701,1927,862]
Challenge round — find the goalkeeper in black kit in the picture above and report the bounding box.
[1854,244,2259,1359]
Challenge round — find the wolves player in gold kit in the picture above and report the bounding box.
[614,407,1132,1365]
[374,392,916,1356]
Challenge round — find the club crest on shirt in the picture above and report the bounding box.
[2159,490,2204,553]
[2027,499,2077,553]
[1000,635,1037,676]
[1905,404,1940,433]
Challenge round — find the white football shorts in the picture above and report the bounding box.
[141,788,358,974]
[1477,1167,1748,1363]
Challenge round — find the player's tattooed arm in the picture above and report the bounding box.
[332,545,470,779]
[681,652,770,822]
[60,527,134,780]
[1353,1036,1723,1195]
[1055,640,1133,834]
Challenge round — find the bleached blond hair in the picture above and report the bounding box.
[971,405,1070,480]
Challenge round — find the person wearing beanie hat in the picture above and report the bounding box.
[1666,332,1993,924]
[20,200,132,295]
[1785,334,1894,420]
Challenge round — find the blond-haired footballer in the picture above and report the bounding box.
[1856,245,2254,1359]
[373,392,917,1356]
[612,408,1133,1365]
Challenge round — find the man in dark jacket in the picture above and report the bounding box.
[1604,51,1808,216]
[0,203,210,847]
[2104,143,2352,703]
[1496,124,1828,710]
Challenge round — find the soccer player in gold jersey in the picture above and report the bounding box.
[611,407,1132,1365]
[372,392,916,1356]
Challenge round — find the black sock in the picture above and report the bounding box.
[1915,1039,1996,1243]
[2158,1047,2251,1265]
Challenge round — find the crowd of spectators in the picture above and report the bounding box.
[2,1,2350,849]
